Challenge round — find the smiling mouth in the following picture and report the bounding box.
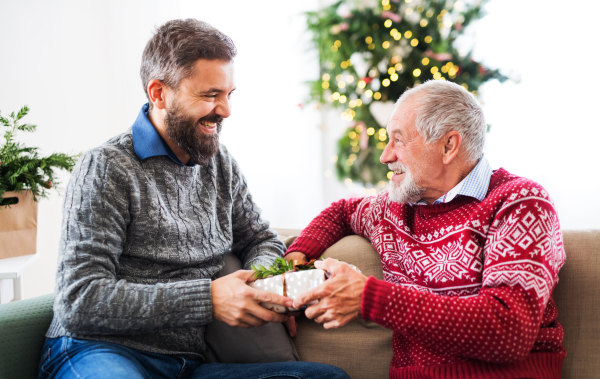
[200,120,217,129]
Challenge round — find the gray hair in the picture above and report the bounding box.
[394,80,486,162]
[140,19,237,108]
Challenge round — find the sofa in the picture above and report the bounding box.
[0,229,598,379]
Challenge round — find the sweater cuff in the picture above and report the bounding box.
[285,238,330,260]
[168,278,213,326]
[361,276,409,329]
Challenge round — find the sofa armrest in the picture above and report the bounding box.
[555,230,600,379]
[0,293,54,379]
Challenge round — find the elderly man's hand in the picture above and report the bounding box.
[284,251,308,265]
[292,258,368,329]
[211,270,293,328]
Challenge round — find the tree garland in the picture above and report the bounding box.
[306,0,508,187]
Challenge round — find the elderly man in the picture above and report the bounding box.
[287,81,566,378]
[38,19,349,379]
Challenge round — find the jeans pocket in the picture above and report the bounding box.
[38,346,52,378]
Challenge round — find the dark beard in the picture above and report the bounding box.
[164,103,223,166]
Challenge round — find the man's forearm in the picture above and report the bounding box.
[286,197,365,259]
[55,273,213,335]
[361,278,541,363]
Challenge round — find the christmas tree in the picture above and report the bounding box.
[306,0,507,188]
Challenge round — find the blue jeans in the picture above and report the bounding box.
[38,337,349,379]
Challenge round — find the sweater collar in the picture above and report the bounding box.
[131,103,195,167]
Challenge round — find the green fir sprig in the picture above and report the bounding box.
[0,106,79,206]
[252,257,326,279]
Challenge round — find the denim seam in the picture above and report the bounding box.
[39,347,52,375]
[64,338,85,379]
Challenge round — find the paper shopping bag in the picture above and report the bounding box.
[0,191,38,259]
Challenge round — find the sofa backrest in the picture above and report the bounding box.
[555,230,600,378]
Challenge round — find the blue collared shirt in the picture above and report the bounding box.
[413,156,493,205]
[131,103,195,167]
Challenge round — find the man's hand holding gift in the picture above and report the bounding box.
[212,270,293,328]
[248,256,365,335]
[292,258,368,329]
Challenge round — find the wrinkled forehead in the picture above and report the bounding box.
[386,99,418,137]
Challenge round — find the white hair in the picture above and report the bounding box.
[393,80,486,163]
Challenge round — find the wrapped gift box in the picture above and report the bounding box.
[249,269,326,313]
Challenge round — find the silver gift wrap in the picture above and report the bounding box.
[249,269,326,313]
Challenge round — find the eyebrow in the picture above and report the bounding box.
[390,128,403,137]
[197,88,236,94]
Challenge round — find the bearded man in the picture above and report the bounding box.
[38,19,349,379]
[286,80,567,378]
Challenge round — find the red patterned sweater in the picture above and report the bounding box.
[287,169,566,379]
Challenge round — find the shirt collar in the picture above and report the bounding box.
[413,156,492,205]
[131,103,195,166]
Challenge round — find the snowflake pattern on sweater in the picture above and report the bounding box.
[287,169,566,378]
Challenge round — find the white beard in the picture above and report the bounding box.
[387,167,426,204]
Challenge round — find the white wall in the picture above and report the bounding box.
[0,0,598,300]
[475,0,600,230]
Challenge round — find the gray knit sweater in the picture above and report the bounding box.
[46,129,285,360]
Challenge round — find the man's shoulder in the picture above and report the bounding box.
[75,130,140,180]
[487,168,555,208]
[83,130,137,164]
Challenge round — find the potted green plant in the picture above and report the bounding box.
[0,106,78,259]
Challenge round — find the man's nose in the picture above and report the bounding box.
[215,99,232,119]
[380,142,396,164]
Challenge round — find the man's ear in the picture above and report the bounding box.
[147,79,168,110]
[441,131,461,165]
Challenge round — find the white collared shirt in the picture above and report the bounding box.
[412,156,493,205]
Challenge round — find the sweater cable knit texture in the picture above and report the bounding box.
[46,129,285,360]
[287,168,566,378]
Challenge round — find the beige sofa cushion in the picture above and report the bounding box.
[291,235,393,379]
[555,230,600,379]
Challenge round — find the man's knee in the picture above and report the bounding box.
[40,338,147,379]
